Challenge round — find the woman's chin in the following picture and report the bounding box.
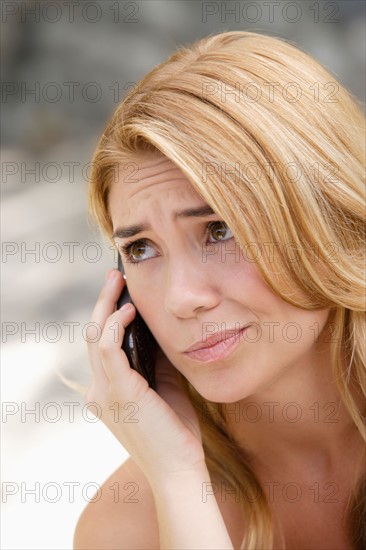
[191,378,250,405]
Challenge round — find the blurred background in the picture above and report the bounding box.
[1,1,365,548]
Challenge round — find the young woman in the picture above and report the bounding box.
[74,31,365,549]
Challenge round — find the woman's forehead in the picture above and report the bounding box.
[109,155,206,221]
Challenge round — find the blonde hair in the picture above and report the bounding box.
[88,31,366,549]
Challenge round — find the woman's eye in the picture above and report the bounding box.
[121,239,156,263]
[119,221,233,265]
[207,221,233,242]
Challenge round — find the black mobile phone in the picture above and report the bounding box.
[116,255,158,390]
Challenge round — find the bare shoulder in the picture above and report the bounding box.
[74,457,246,549]
[73,457,160,549]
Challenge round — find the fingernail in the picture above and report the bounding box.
[121,303,134,312]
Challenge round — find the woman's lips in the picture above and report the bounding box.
[183,327,249,363]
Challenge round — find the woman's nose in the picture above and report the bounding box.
[164,256,220,318]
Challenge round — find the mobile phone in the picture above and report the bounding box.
[116,255,158,390]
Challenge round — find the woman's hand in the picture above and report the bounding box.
[85,268,207,487]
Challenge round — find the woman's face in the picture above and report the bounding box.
[109,153,330,403]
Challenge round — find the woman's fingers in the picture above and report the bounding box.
[87,268,149,403]
[99,304,138,387]
[91,269,124,327]
[86,269,125,385]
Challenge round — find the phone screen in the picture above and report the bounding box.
[117,255,158,390]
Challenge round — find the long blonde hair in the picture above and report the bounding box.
[87,31,366,549]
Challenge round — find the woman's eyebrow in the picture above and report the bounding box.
[112,205,216,239]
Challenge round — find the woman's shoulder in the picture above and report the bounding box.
[73,456,246,549]
[73,456,160,549]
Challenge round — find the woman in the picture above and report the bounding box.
[74,31,365,549]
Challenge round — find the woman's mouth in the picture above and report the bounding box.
[183,326,249,363]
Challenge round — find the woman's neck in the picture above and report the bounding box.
[224,344,364,474]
